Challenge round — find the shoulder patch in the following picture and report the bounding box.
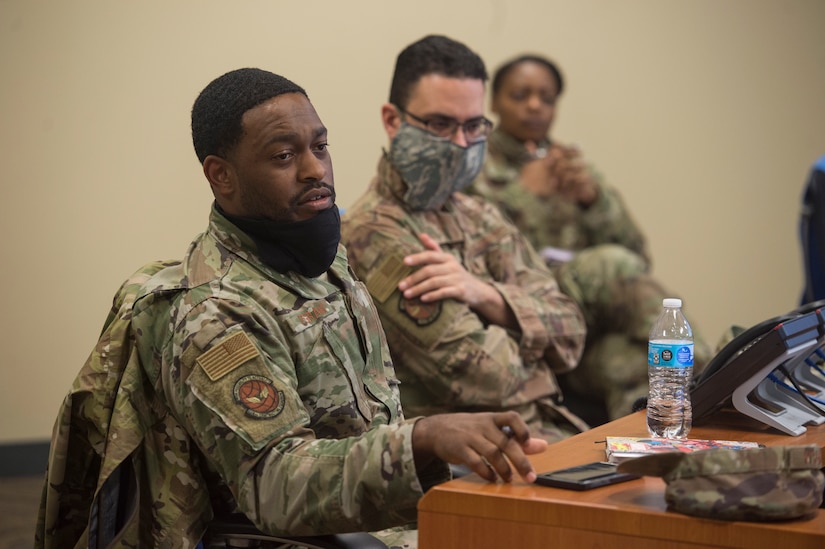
[366,253,412,303]
[390,293,458,351]
[399,296,442,326]
[197,331,260,381]
[233,374,285,419]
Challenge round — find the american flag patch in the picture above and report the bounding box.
[368,254,411,303]
[197,331,260,381]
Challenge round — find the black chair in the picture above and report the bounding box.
[800,154,825,305]
[203,513,388,549]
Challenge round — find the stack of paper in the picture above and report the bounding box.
[604,436,763,464]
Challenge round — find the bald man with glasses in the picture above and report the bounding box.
[341,35,589,444]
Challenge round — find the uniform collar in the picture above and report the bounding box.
[489,128,551,167]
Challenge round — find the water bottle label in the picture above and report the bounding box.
[648,342,694,368]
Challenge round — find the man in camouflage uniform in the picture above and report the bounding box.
[341,36,589,445]
[36,68,548,549]
[465,54,713,423]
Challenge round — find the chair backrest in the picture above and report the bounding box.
[800,155,825,305]
[37,260,185,548]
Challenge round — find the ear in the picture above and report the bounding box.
[381,103,402,140]
[202,155,236,204]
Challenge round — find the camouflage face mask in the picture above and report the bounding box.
[388,122,486,211]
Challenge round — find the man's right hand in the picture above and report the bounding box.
[411,411,547,483]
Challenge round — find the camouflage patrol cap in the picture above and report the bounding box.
[617,445,824,521]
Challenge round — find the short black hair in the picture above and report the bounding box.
[191,68,307,164]
[388,35,488,110]
[491,55,564,97]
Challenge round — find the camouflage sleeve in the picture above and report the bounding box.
[476,201,587,372]
[344,210,585,412]
[576,168,651,263]
[345,224,530,409]
[160,297,430,536]
[469,158,651,264]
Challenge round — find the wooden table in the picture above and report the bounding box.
[417,410,825,549]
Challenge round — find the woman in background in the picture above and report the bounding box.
[468,54,712,425]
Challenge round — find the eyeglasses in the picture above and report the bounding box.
[398,107,492,143]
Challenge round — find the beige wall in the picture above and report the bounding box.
[2,0,824,443]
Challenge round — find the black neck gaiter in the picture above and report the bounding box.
[218,204,341,278]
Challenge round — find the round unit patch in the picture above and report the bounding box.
[233,375,285,419]
[399,295,442,326]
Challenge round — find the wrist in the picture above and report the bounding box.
[411,416,435,470]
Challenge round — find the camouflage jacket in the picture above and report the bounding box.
[36,206,447,548]
[340,154,586,421]
[467,129,650,263]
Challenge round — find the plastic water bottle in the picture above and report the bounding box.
[647,298,694,439]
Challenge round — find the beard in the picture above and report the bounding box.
[237,181,336,223]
